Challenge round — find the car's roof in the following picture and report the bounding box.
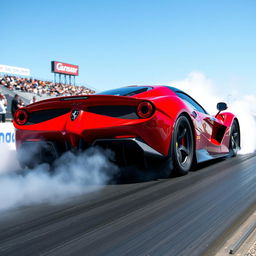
[128,85,179,90]
[127,85,183,93]
[96,85,184,98]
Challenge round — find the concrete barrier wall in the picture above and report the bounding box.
[0,122,16,150]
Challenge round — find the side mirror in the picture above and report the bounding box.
[217,102,228,111]
[215,102,228,117]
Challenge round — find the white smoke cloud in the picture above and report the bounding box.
[172,72,222,114]
[0,144,19,174]
[228,95,256,153]
[0,147,118,212]
[171,72,256,154]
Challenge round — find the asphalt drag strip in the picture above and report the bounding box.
[0,153,255,256]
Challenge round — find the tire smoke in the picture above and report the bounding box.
[0,144,19,174]
[172,72,256,154]
[0,146,118,212]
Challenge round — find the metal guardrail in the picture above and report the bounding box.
[229,222,256,254]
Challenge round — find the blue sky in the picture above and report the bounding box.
[1,0,256,93]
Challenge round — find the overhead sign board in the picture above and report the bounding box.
[51,61,79,76]
[0,64,30,76]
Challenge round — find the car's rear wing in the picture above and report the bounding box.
[28,95,144,111]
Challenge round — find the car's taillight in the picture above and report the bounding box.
[15,109,29,125]
[137,101,154,118]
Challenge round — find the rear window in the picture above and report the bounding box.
[97,86,152,96]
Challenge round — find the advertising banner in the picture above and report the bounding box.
[0,64,30,76]
[51,61,79,76]
[0,123,16,150]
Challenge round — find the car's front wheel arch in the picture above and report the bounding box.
[233,118,241,148]
[229,118,241,157]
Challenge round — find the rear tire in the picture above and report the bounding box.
[229,120,240,157]
[162,115,194,176]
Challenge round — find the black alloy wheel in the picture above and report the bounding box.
[172,116,194,175]
[229,120,240,157]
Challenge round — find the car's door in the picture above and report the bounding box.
[175,91,221,155]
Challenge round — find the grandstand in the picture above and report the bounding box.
[0,75,96,121]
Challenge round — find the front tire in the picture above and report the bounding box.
[229,120,240,157]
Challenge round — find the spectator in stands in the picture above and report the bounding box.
[30,96,37,104]
[0,92,7,122]
[0,75,95,98]
[11,94,21,118]
[19,98,25,107]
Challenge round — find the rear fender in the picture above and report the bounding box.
[150,95,190,122]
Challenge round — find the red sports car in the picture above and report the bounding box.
[13,86,240,175]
